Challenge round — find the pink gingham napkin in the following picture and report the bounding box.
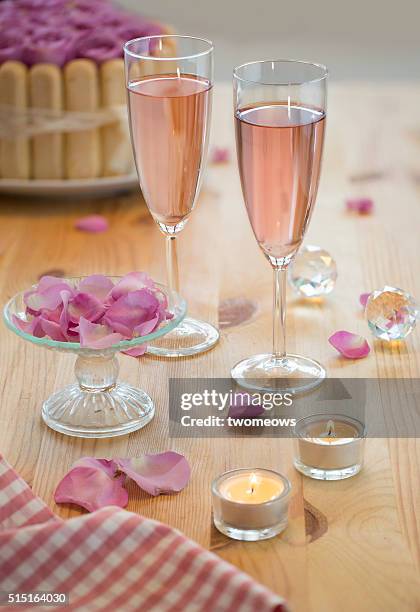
[0,455,287,611]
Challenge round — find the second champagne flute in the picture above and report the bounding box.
[232,59,328,392]
[124,35,219,357]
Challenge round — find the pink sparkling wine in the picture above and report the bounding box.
[128,74,212,230]
[235,103,326,265]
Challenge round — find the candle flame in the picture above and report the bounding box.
[246,473,260,495]
[326,420,336,437]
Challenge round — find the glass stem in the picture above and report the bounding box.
[272,267,287,359]
[166,235,180,294]
[75,354,119,392]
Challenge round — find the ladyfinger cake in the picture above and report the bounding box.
[0,0,172,180]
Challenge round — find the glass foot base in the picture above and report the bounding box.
[231,353,326,393]
[294,458,362,480]
[147,316,219,358]
[42,381,155,438]
[213,517,288,541]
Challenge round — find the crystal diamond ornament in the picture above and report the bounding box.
[366,286,419,341]
[288,245,337,297]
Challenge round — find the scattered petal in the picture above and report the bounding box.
[346,198,374,214]
[78,317,123,349]
[228,393,265,419]
[116,451,190,496]
[75,215,109,233]
[210,147,230,164]
[329,330,370,359]
[72,457,120,478]
[359,292,371,308]
[54,466,128,512]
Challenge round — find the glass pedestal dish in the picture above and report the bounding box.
[3,279,186,438]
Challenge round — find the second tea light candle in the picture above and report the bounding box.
[212,468,291,541]
[293,414,365,480]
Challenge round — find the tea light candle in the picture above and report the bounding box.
[212,468,291,541]
[294,414,365,480]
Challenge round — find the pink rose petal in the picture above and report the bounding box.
[75,215,109,233]
[120,316,161,357]
[210,147,230,164]
[79,275,115,301]
[24,277,73,313]
[72,457,120,478]
[104,289,160,335]
[359,292,371,308]
[346,198,374,214]
[134,314,160,337]
[78,317,123,349]
[12,314,45,338]
[40,317,67,341]
[54,466,128,512]
[329,330,370,359]
[59,290,72,336]
[121,345,147,357]
[116,451,190,496]
[228,394,265,419]
[68,292,105,324]
[110,272,155,300]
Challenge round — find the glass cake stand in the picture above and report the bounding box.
[3,279,186,439]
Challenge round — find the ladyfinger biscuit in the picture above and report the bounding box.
[64,59,100,179]
[30,63,63,179]
[100,59,134,176]
[0,61,30,179]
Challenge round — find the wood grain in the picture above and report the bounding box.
[1,83,420,611]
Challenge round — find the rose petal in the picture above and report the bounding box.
[120,315,160,357]
[228,393,265,418]
[24,277,73,313]
[116,451,190,496]
[22,27,76,66]
[75,32,122,62]
[210,147,230,164]
[75,215,109,233]
[72,457,119,478]
[329,330,370,359]
[40,317,67,341]
[134,314,160,337]
[121,345,147,357]
[346,198,374,214]
[110,272,155,300]
[12,314,45,338]
[59,290,72,336]
[79,275,114,301]
[54,466,128,512]
[78,317,123,349]
[68,292,105,324]
[359,292,371,308]
[104,289,160,334]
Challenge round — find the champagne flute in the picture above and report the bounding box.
[232,60,328,392]
[124,35,219,357]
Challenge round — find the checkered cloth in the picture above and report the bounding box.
[0,455,287,611]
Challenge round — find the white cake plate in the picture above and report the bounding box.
[0,174,139,198]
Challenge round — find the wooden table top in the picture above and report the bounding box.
[1,82,420,611]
